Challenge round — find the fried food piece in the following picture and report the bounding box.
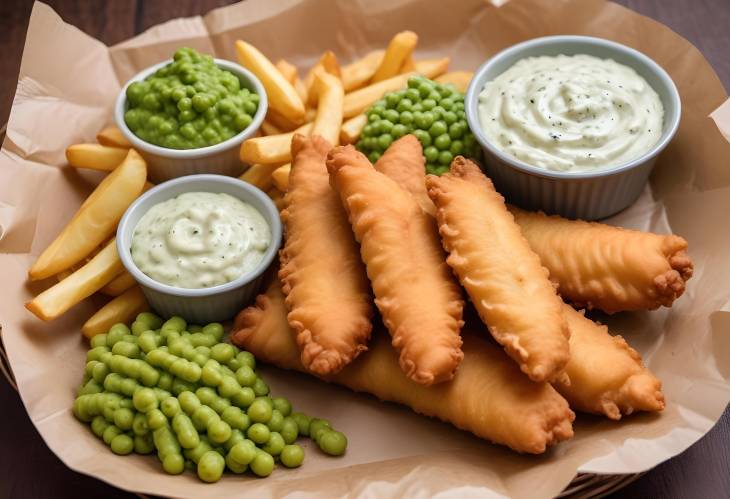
[231,280,574,454]
[341,50,385,92]
[326,145,464,385]
[240,122,313,165]
[426,157,569,382]
[65,144,129,172]
[435,71,474,93]
[81,286,148,339]
[372,31,418,83]
[509,207,693,313]
[340,114,367,145]
[96,127,132,148]
[374,134,434,216]
[99,270,135,296]
[279,135,373,375]
[554,305,664,419]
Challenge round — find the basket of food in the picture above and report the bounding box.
[1,0,729,497]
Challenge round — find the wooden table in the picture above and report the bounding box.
[1,1,728,498]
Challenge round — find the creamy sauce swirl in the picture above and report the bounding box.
[478,54,664,172]
[131,192,270,289]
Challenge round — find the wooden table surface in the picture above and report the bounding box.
[1,1,728,498]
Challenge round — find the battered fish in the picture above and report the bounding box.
[279,134,373,375]
[326,145,464,385]
[509,207,693,313]
[373,134,435,216]
[231,280,575,454]
[555,304,665,419]
[426,157,570,383]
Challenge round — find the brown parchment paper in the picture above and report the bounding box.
[1,1,729,497]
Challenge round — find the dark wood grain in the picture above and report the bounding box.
[1,1,729,498]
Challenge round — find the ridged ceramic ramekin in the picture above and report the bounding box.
[465,36,681,220]
[115,59,267,183]
[116,174,281,324]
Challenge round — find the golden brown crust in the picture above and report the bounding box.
[231,280,575,454]
[278,134,373,375]
[426,157,570,383]
[553,305,664,419]
[509,207,693,313]
[326,145,464,385]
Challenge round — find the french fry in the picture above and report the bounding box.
[343,72,414,118]
[304,51,341,108]
[372,31,418,82]
[261,120,284,136]
[294,77,308,107]
[400,55,416,73]
[266,187,285,212]
[81,286,148,339]
[30,149,146,280]
[305,108,317,122]
[96,126,132,148]
[100,270,136,296]
[341,50,385,92]
[271,163,291,192]
[239,164,277,190]
[340,114,368,144]
[275,59,298,85]
[26,238,124,321]
[265,107,301,132]
[311,70,345,146]
[240,122,313,165]
[66,144,129,172]
[415,57,450,79]
[435,71,474,93]
[236,40,306,124]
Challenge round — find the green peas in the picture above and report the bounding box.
[391,123,408,138]
[252,378,269,397]
[450,140,464,156]
[247,423,270,444]
[192,406,218,432]
[108,323,131,343]
[291,412,311,437]
[114,408,134,430]
[132,412,149,436]
[158,372,173,391]
[223,429,246,451]
[203,323,224,341]
[247,399,272,424]
[262,431,285,456]
[378,120,394,134]
[197,451,225,482]
[229,440,257,466]
[225,453,248,474]
[171,378,197,396]
[424,145,439,163]
[111,434,134,455]
[133,388,158,413]
[378,134,394,150]
[318,430,348,456]
[429,120,448,137]
[231,387,255,408]
[235,351,256,370]
[78,379,103,396]
[190,332,217,348]
[162,316,186,334]
[147,409,168,430]
[163,453,185,475]
[438,150,454,166]
[309,419,332,442]
[268,410,284,432]
[249,451,275,477]
[188,325,203,334]
[196,387,217,406]
[413,129,432,147]
[102,425,122,445]
[272,397,292,417]
[91,416,109,438]
[396,98,412,113]
[172,413,200,449]
[184,439,214,464]
[134,434,155,454]
[434,133,451,150]
[90,334,108,349]
[137,312,163,330]
[235,366,256,387]
[178,391,202,415]
[87,346,110,362]
[161,397,182,418]
[280,417,299,444]
[280,444,305,468]
[208,419,232,444]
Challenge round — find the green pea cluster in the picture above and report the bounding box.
[356,76,481,175]
[73,312,347,483]
[124,47,259,150]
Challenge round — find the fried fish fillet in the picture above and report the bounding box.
[509,207,693,314]
[278,134,373,376]
[554,304,665,419]
[231,280,575,454]
[326,145,464,385]
[373,134,435,216]
[426,157,570,382]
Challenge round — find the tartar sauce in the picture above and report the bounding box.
[131,192,270,289]
[478,54,664,172]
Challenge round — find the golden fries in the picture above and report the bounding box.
[81,286,148,339]
[96,127,132,148]
[400,56,416,73]
[30,149,146,280]
[26,239,124,321]
[66,144,129,172]
[240,122,313,165]
[435,71,474,93]
[271,164,291,191]
[275,59,298,84]
[261,120,283,136]
[239,164,277,190]
[341,50,384,92]
[311,70,345,145]
[373,31,418,82]
[343,72,414,118]
[294,77,308,106]
[340,114,368,144]
[236,40,306,124]
[415,57,450,79]
[304,51,341,108]
[100,270,136,296]
[266,187,285,211]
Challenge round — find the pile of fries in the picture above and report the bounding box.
[26,32,473,338]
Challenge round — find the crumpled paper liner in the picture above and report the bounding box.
[1,0,729,498]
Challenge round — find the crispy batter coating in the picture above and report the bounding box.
[554,305,665,419]
[278,134,373,375]
[374,134,435,216]
[326,145,464,385]
[509,207,693,314]
[231,280,575,454]
[426,157,570,383]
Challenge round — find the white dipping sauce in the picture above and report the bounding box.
[131,192,270,289]
[478,54,664,172]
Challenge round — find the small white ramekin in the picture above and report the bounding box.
[116,174,281,324]
[465,36,681,220]
[115,58,267,183]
